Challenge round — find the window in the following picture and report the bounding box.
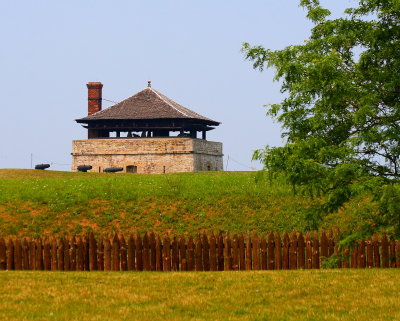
[126,165,137,173]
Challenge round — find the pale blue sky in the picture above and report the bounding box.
[0,1,354,171]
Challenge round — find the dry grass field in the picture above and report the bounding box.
[1,270,399,321]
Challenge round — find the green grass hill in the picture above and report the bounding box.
[0,169,377,238]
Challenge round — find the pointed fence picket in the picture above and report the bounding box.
[260,235,267,270]
[209,233,217,271]
[203,232,210,271]
[150,233,156,271]
[0,231,399,272]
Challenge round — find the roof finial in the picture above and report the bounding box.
[148,80,151,88]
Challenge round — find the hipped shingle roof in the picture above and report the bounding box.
[77,87,219,125]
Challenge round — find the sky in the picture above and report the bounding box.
[0,1,355,171]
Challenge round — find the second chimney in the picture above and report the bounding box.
[87,82,103,116]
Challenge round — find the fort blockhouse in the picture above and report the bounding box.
[72,81,223,174]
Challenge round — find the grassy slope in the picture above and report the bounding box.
[1,270,399,321]
[0,169,376,238]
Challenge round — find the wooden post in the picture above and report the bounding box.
[63,237,70,271]
[70,236,77,271]
[366,237,373,268]
[43,237,51,271]
[14,238,22,270]
[187,236,194,271]
[179,236,187,271]
[373,233,380,268]
[289,231,297,270]
[224,232,232,271]
[202,232,210,271]
[268,231,275,270]
[112,234,120,271]
[0,237,6,270]
[136,233,143,271]
[328,230,334,258]
[351,246,358,268]
[97,237,104,271]
[390,239,396,268]
[239,233,246,270]
[335,230,342,268]
[396,240,400,268]
[120,234,127,271]
[320,231,328,267]
[163,234,171,271]
[7,238,14,270]
[252,232,260,270]
[23,238,30,270]
[150,232,156,271]
[104,238,111,271]
[156,234,163,271]
[381,233,389,268]
[343,248,350,268]
[352,245,358,269]
[233,233,240,271]
[143,232,150,271]
[350,245,357,268]
[217,232,224,271]
[260,234,267,270]
[77,237,84,271]
[306,232,312,269]
[89,232,97,271]
[228,233,233,270]
[275,232,282,270]
[128,234,135,271]
[358,240,366,268]
[195,233,202,271]
[298,232,305,269]
[58,238,64,271]
[30,238,36,270]
[245,231,252,270]
[209,233,217,271]
[83,234,89,271]
[51,237,57,271]
[172,236,179,271]
[312,232,319,269]
[282,232,289,270]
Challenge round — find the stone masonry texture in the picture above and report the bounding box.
[71,138,223,174]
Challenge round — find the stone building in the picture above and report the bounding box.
[71,82,223,173]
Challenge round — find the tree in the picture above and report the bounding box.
[242,0,400,239]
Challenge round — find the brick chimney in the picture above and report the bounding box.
[87,82,103,116]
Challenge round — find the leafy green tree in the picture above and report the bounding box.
[243,0,400,239]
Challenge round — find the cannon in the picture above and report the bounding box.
[104,167,123,173]
[34,164,50,170]
[77,165,92,172]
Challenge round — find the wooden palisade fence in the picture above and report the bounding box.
[0,231,399,271]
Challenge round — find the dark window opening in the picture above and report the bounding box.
[126,165,137,173]
[207,165,211,171]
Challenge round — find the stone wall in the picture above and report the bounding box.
[71,138,223,174]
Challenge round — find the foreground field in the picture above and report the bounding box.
[0,169,378,238]
[0,270,399,320]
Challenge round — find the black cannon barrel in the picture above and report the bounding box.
[77,165,92,172]
[35,164,50,170]
[104,167,123,173]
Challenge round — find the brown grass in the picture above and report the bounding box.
[0,270,399,320]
